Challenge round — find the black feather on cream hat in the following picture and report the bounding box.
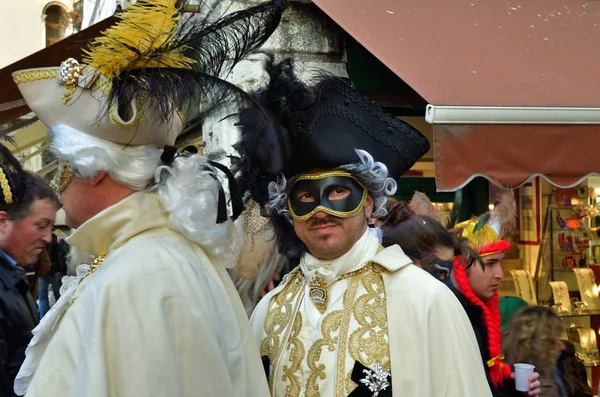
[12,0,288,148]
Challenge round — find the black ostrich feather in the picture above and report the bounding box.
[234,56,315,206]
[83,0,288,137]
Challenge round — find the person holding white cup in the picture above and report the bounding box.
[514,364,536,392]
[447,194,542,396]
[504,306,567,396]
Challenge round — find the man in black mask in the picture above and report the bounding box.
[236,58,493,397]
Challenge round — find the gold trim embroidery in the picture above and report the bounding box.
[86,255,106,277]
[175,108,186,125]
[306,310,343,397]
[62,85,77,104]
[281,311,304,397]
[294,170,357,180]
[92,76,112,95]
[12,69,58,83]
[109,93,145,130]
[346,266,390,394]
[260,269,304,394]
[0,167,13,204]
[67,254,106,306]
[335,276,361,397]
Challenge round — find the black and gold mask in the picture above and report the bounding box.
[288,170,367,222]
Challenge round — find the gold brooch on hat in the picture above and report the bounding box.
[59,58,82,104]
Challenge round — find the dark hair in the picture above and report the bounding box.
[0,173,59,221]
[380,201,466,266]
[559,340,594,396]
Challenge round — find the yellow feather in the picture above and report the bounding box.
[82,0,194,80]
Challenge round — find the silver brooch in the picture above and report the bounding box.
[360,363,391,396]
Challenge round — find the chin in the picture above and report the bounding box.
[22,255,38,266]
[65,215,80,229]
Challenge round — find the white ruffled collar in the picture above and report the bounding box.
[300,227,381,284]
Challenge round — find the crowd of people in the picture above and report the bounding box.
[0,0,596,396]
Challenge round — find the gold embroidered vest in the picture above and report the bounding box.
[260,262,391,397]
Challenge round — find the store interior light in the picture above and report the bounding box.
[488,204,495,211]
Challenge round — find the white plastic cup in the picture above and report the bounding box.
[514,363,535,392]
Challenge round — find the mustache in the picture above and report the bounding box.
[309,216,342,230]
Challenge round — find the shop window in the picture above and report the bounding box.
[44,4,68,47]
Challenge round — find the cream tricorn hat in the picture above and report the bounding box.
[12,0,288,148]
[13,62,182,147]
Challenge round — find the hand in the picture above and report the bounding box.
[260,272,281,298]
[510,371,541,396]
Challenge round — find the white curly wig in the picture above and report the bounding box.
[49,124,241,265]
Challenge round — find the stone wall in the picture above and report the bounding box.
[202,0,348,166]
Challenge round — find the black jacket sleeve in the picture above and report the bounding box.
[0,308,17,397]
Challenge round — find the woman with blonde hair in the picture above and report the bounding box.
[503,306,566,397]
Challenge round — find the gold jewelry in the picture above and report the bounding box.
[68,254,106,307]
[86,255,106,277]
[309,274,328,314]
[307,263,381,314]
[59,58,82,104]
[0,167,13,204]
[50,161,74,194]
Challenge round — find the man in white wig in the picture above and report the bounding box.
[11,0,287,395]
[235,58,494,396]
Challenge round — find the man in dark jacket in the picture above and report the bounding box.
[0,144,59,397]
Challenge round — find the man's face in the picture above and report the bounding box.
[0,199,57,265]
[466,252,505,300]
[290,172,374,260]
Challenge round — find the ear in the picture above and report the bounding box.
[0,211,11,233]
[90,171,108,187]
[364,195,374,219]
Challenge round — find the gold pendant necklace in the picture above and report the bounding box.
[307,263,379,314]
[309,273,328,314]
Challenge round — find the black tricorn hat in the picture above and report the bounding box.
[235,58,430,207]
[282,77,430,177]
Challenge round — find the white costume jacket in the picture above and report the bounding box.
[18,191,269,397]
[251,228,492,397]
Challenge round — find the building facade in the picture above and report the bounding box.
[0,0,78,69]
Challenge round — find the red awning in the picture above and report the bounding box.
[312,0,600,190]
[0,16,117,127]
[435,124,599,191]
